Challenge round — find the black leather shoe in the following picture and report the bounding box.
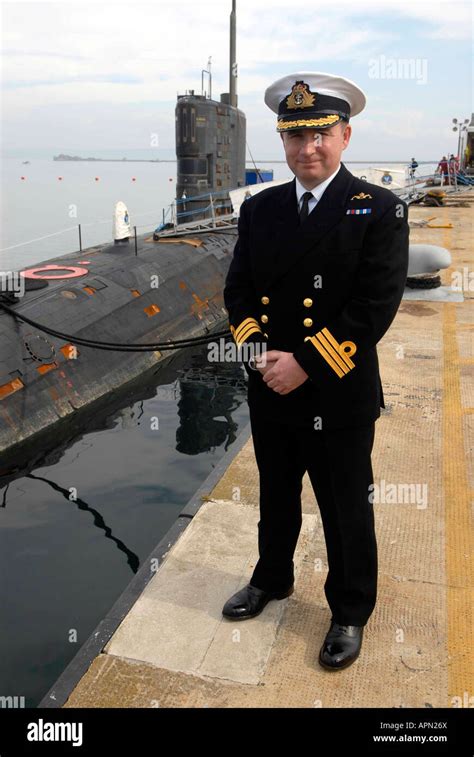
[318,621,364,670]
[222,582,294,620]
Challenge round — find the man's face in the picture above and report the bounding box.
[280,121,351,188]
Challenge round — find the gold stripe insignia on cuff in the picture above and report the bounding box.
[236,324,262,344]
[305,328,357,378]
[232,317,263,346]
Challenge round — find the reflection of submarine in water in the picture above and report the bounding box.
[175,357,247,455]
[0,338,247,486]
[0,351,247,573]
[0,1,252,459]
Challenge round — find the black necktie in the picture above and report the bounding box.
[299,191,313,224]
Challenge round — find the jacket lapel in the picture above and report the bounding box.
[263,162,357,290]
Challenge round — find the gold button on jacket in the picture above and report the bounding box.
[303,318,313,327]
[303,298,313,307]
[261,296,270,305]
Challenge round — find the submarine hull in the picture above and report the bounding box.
[0,229,236,460]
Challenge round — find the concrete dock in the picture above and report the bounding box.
[41,191,473,709]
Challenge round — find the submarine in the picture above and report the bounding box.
[0,1,248,468]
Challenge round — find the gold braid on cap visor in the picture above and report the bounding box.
[277,114,341,130]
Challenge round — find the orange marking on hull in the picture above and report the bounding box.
[191,292,210,319]
[144,304,161,317]
[37,362,58,375]
[0,377,24,400]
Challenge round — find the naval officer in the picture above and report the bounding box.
[222,72,409,670]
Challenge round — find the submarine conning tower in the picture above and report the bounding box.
[175,0,246,223]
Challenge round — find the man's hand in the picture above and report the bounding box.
[255,350,309,394]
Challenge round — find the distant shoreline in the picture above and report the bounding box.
[53,155,173,162]
[52,155,435,164]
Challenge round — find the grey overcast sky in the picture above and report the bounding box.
[1,0,472,159]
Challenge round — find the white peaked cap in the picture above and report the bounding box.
[264,71,366,131]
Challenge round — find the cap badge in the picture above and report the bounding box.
[286,81,316,110]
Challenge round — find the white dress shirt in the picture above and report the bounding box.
[295,163,341,216]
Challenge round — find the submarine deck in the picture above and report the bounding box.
[40,191,473,709]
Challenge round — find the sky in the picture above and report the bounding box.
[0,0,472,160]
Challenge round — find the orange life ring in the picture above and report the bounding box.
[21,264,89,280]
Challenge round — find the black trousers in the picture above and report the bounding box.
[248,407,377,626]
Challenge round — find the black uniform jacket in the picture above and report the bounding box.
[223,162,409,430]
